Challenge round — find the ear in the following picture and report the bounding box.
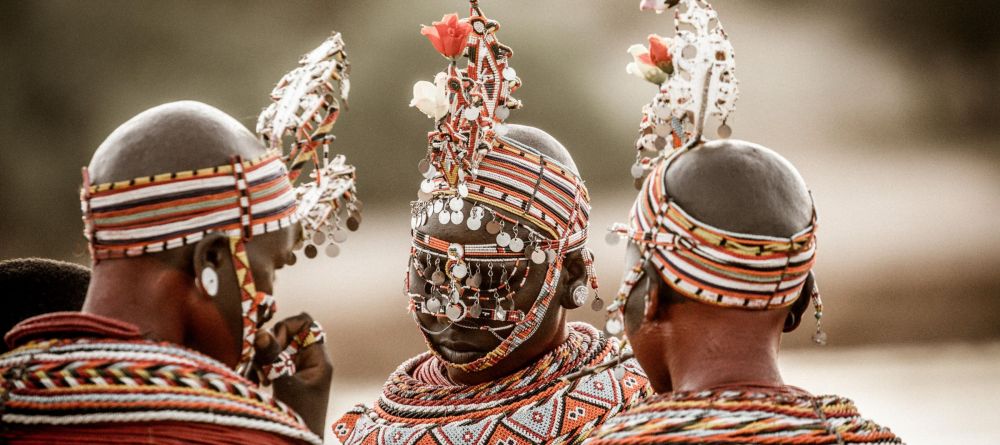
[558,250,588,310]
[642,273,661,323]
[192,233,233,298]
[783,271,814,333]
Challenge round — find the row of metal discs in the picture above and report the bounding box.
[295,206,361,262]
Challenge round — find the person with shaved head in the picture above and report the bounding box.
[0,99,348,444]
[332,4,651,444]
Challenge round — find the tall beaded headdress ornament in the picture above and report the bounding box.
[80,32,360,377]
[406,0,599,373]
[605,0,826,345]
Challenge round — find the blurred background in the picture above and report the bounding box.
[1,1,997,443]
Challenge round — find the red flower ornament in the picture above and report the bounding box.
[421,13,473,60]
[647,34,672,72]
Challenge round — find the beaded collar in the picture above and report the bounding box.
[586,387,903,444]
[333,323,652,445]
[0,312,321,445]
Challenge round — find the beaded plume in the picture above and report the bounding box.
[407,1,598,373]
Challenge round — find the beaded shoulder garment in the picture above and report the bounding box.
[333,323,652,445]
[0,312,321,444]
[585,388,903,444]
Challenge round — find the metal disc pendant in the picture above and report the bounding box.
[654,104,671,119]
[426,297,442,313]
[486,220,502,235]
[530,247,546,264]
[654,123,672,137]
[463,107,480,121]
[312,231,326,245]
[458,183,469,197]
[495,106,510,121]
[423,164,438,180]
[630,162,645,179]
[605,317,623,335]
[496,232,511,247]
[718,123,732,138]
[467,217,482,231]
[332,229,348,243]
[467,272,482,288]
[451,263,468,279]
[420,179,434,193]
[410,215,418,229]
[433,200,444,214]
[325,243,340,258]
[446,302,467,322]
[495,306,507,321]
[591,297,604,311]
[468,302,482,318]
[287,252,297,266]
[502,66,516,79]
[449,197,464,211]
[347,215,360,231]
[438,210,450,225]
[431,270,446,285]
[451,211,464,225]
[605,231,621,246]
[508,237,524,253]
[418,158,430,175]
[304,244,318,259]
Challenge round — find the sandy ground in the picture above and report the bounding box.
[322,341,1000,445]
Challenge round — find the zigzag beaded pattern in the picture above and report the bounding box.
[333,323,653,445]
[0,337,321,445]
[586,389,903,444]
[620,150,817,309]
[82,154,299,259]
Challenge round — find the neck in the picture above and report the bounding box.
[82,257,192,345]
[664,313,785,392]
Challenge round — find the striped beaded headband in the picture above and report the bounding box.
[81,153,297,260]
[608,149,818,315]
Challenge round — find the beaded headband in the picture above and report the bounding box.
[80,32,359,373]
[607,0,826,345]
[406,1,598,372]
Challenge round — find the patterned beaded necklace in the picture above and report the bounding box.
[333,323,652,445]
[586,387,903,444]
[0,312,321,444]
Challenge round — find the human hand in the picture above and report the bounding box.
[253,312,333,436]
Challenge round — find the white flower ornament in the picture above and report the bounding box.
[410,72,450,121]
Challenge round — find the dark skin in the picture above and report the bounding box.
[82,101,332,435]
[621,139,814,394]
[409,124,588,385]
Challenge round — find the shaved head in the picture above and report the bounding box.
[665,139,812,238]
[89,101,265,183]
[504,124,580,176]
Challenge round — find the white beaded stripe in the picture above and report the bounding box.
[89,159,287,210]
[8,392,287,422]
[1,411,321,445]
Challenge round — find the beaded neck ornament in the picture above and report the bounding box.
[406,1,599,373]
[80,32,359,375]
[605,0,826,345]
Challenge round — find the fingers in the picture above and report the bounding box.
[253,330,282,367]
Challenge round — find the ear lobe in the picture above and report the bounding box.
[559,251,588,310]
[783,271,814,333]
[193,233,232,289]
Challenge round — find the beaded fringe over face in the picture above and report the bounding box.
[0,313,321,445]
[332,323,652,445]
[79,32,358,373]
[586,388,903,444]
[406,1,598,373]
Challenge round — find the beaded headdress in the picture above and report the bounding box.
[406,1,598,372]
[606,0,826,344]
[80,32,359,374]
